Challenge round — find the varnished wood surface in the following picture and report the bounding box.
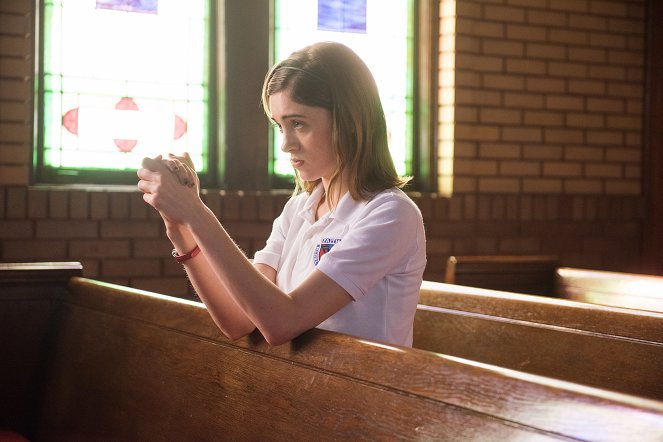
[445,255,560,296]
[413,304,663,400]
[556,267,663,313]
[31,277,663,441]
[420,280,663,344]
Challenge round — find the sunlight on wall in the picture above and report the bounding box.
[438,0,455,196]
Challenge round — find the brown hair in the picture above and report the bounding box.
[262,41,410,205]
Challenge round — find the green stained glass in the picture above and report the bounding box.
[273,0,414,177]
[40,0,210,175]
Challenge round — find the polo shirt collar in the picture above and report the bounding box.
[298,184,358,224]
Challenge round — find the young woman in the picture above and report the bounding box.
[137,41,426,347]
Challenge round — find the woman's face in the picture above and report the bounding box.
[269,91,337,185]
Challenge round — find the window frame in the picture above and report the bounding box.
[32,0,437,192]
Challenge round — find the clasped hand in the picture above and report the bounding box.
[137,153,201,225]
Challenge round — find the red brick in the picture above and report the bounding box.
[3,240,67,260]
[27,189,48,219]
[69,190,90,219]
[49,190,68,219]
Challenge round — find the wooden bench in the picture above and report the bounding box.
[3,268,663,440]
[444,255,560,296]
[556,267,663,313]
[444,255,663,313]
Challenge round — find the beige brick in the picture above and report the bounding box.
[36,220,98,238]
[6,187,26,218]
[454,70,481,87]
[506,58,547,75]
[589,32,627,49]
[564,179,603,194]
[605,147,641,162]
[625,99,643,115]
[69,190,90,219]
[456,35,481,53]
[625,132,642,147]
[49,191,69,219]
[503,127,543,143]
[549,29,588,45]
[527,42,567,60]
[455,159,499,175]
[628,35,644,51]
[608,50,645,67]
[526,9,567,27]
[568,13,608,31]
[456,54,504,72]
[624,165,641,179]
[455,106,479,123]
[545,95,584,111]
[548,62,588,79]
[479,142,522,159]
[0,13,29,34]
[101,220,160,238]
[478,177,521,193]
[0,101,30,122]
[1,1,32,13]
[605,180,641,195]
[453,177,478,193]
[0,58,32,78]
[484,5,526,23]
[524,111,564,126]
[483,73,525,91]
[545,128,584,143]
[456,18,505,38]
[3,240,68,260]
[504,92,544,109]
[479,108,521,124]
[71,240,131,258]
[110,192,130,219]
[568,47,606,63]
[566,113,604,128]
[608,18,644,35]
[0,79,30,100]
[90,192,109,219]
[590,1,628,17]
[588,65,626,81]
[501,160,540,176]
[27,189,48,219]
[103,259,161,278]
[586,130,624,145]
[543,162,582,177]
[482,40,524,57]
[499,236,541,254]
[522,178,563,193]
[0,220,32,239]
[0,165,28,185]
[607,83,643,99]
[456,2,482,18]
[568,79,605,95]
[456,123,500,141]
[523,144,564,159]
[451,141,477,158]
[565,146,604,161]
[550,0,589,12]
[455,88,502,106]
[587,97,624,113]
[0,122,30,143]
[0,143,28,164]
[627,3,645,20]
[626,67,644,83]
[526,77,565,93]
[606,115,642,130]
[506,24,547,42]
[586,163,622,178]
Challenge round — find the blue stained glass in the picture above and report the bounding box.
[96,0,158,14]
[318,0,367,33]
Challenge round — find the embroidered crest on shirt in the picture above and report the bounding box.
[313,237,341,266]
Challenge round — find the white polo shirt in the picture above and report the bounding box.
[253,184,426,347]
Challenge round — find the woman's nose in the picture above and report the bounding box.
[280,132,297,153]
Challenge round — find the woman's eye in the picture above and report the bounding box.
[292,120,303,129]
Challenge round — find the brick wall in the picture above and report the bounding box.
[0,0,649,298]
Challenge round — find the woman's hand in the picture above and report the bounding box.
[137,153,203,226]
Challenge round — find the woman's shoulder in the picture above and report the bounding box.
[366,188,422,218]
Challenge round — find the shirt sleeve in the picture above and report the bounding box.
[252,198,295,270]
[316,195,424,301]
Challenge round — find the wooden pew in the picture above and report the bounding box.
[4,274,663,440]
[0,262,82,439]
[444,255,560,296]
[556,267,663,313]
[415,281,663,401]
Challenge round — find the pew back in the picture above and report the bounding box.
[413,303,663,400]
[556,267,663,313]
[31,278,663,441]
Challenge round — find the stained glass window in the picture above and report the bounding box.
[38,0,210,182]
[273,0,414,177]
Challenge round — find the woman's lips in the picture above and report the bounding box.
[291,159,304,168]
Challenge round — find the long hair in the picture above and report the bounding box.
[261,42,410,205]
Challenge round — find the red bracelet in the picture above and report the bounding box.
[172,245,201,263]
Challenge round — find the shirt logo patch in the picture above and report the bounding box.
[313,237,341,266]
